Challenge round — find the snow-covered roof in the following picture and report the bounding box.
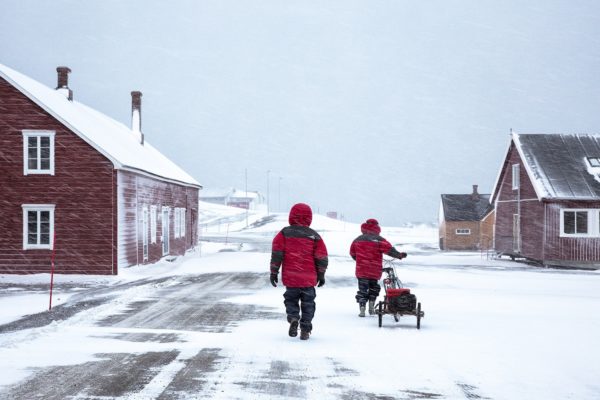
[199,188,234,198]
[199,187,263,200]
[440,194,493,221]
[231,189,262,200]
[0,63,201,188]
[493,133,600,200]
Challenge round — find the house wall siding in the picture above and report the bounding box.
[544,201,600,263]
[494,141,600,266]
[0,77,116,274]
[443,221,481,250]
[117,170,198,268]
[480,211,495,250]
[438,219,446,249]
[494,143,544,260]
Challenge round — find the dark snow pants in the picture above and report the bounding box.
[283,287,316,333]
[355,278,381,305]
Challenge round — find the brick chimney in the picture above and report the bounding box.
[471,184,480,200]
[131,91,144,145]
[56,66,73,101]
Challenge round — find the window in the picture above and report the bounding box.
[560,209,600,237]
[455,228,471,235]
[181,208,186,238]
[174,208,180,238]
[150,206,157,244]
[586,157,600,168]
[563,211,587,234]
[142,207,149,261]
[172,208,186,239]
[23,130,55,175]
[22,204,55,249]
[511,164,520,190]
[162,207,170,255]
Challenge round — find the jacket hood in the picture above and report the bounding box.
[289,203,313,226]
[361,218,381,235]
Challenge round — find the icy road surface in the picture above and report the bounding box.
[0,240,599,399]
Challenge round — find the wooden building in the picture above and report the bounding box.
[439,185,494,250]
[491,132,600,268]
[0,64,202,275]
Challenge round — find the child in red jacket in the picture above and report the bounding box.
[270,203,328,340]
[350,219,406,317]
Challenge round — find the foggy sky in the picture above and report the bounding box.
[2,0,600,225]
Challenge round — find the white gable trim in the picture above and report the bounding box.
[511,133,546,200]
[490,132,544,203]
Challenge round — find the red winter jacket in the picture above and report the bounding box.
[350,219,404,280]
[270,203,328,287]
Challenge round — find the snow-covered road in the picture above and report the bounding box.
[1,210,599,399]
[0,270,281,399]
[1,247,599,399]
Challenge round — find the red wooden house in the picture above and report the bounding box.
[0,64,202,274]
[491,132,600,269]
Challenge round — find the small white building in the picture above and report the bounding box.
[200,187,265,211]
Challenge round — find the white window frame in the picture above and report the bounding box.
[511,164,520,190]
[22,204,55,250]
[142,206,149,261]
[150,205,157,244]
[23,130,55,175]
[181,208,186,238]
[455,228,471,235]
[174,208,180,238]
[560,208,599,237]
[179,208,183,238]
[162,206,170,256]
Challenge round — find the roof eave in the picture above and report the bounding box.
[541,196,600,202]
[120,165,202,189]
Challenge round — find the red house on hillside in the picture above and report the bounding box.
[0,64,202,275]
[492,132,600,269]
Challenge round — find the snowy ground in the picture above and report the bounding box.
[1,203,599,399]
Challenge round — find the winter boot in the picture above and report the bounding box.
[300,330,311,340]
[358,304,366,317]
[368,299,375,315]
[288,319,299,337]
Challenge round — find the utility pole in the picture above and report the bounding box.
[267,169,271,216]
[245,168,248,227]
[278,176,282,212]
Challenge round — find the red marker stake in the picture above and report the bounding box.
[49,231,56,311]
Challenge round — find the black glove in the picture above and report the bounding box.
[399,252,407,259]
[317,272,325,287]
[270,273,278,287]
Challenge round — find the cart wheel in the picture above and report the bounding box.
[378,302,383,328]
[416,302,421,330]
